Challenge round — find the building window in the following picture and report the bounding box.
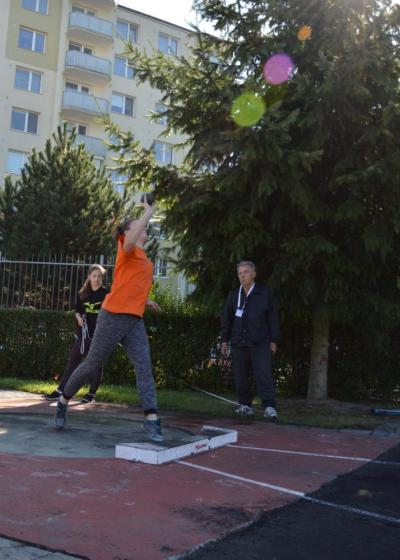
[14,67,42,93]
[68,41,93,55]
[65,81,90,94]
[114,56,135,79]
[154,257,168,278]
[154,141,172,164]
[110,170,128,194]
[18,27,46,53]
[11,108,38,134]
[116,20,137,43]
[155,103,168,125]
[22,0,48,15]
[66,122,87,136]
[159,33,177,56]
[6,150,28,174]
[71,4,95,17]
[111,93,134,116]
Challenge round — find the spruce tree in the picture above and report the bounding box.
[0,125,132,257]
[107,0,400,399]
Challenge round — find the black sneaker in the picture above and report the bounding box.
[80,393,95,404]
[142,418,164,443]
[54,400,68,430]
[43,390,61,401]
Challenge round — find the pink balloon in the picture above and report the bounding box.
[263,54,294,85]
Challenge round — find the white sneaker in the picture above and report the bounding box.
[264,406,278,420]
[235,405,255,416]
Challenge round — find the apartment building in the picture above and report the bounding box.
[0,0,194,296]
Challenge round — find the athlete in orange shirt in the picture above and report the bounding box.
[54,196,164,442]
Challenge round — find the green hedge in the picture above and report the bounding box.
[0,308,222,390]
[0,309,74,382]
[273,325,400,403]
[0,308,398,401]
[327,328,400,402]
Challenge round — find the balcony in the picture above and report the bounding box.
[65,50,111,84]
[62,90,109,120]
[83,0,116,6]
[68,12,114,45]
[75,134,107,158]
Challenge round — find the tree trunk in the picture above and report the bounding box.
[307,305,330,401]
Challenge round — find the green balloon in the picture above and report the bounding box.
[231,92,266,127]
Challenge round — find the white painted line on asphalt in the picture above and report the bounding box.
[177,460,305,497]
[177,461,400,526]
[228,445,400,466]
[303,496,400,525]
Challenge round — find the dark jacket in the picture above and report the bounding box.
[220,283,280,347]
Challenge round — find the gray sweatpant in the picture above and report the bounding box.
[63,309,157,412]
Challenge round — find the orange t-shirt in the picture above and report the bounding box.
[102,237,153,317]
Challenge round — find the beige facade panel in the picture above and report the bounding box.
[6,0,63,71]
[116,6,193,57]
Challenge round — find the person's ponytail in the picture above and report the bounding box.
[114,217,134,241]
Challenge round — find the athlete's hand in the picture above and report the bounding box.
[140,195,156,214]
[270,342,277,354]
[146,300,161,312]
[221,342,229,356]
[76,315,84,327]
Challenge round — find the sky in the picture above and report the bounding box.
[118,0,198,30]
[118,1,400,34]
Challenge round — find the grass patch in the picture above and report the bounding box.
[0,377,394,430]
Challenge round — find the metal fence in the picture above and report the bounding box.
[0,253,115,311]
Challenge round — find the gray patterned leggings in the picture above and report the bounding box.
[63,309,157,413]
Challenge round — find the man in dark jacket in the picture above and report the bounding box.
[220,261,280,419]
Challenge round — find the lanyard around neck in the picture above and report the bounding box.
[237,283,255,309]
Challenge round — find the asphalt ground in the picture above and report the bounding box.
[186,442,400,560]
[0,390,399,560]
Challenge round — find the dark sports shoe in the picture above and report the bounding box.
[80,393,95,404]
[142,418,164,443]
[43,390,61,401]
[54,400,68,430]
